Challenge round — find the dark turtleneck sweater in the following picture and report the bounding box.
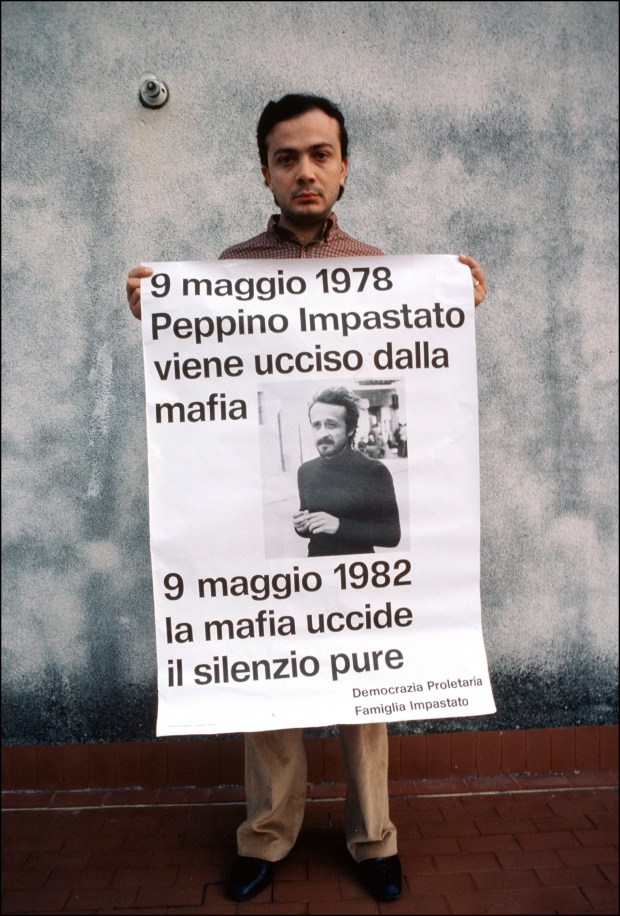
[296,447,401,557]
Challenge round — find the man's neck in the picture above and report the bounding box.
[277,213,330,247]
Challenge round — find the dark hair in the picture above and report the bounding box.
[309,386,360,439]
[257,93,349,167]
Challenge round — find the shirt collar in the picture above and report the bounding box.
[267,212,339,245]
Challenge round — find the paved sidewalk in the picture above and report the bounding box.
[2,772,617,914]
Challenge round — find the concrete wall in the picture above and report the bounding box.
[2,0,617,744]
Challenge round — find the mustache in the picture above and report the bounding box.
[317,437,335,446]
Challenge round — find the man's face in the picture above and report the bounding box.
[261,109,348,229]
[309,402,351,458]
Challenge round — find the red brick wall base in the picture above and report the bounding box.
[2,725,617,793]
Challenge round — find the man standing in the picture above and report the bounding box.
[295,386,400,556]
[127,93,487,903]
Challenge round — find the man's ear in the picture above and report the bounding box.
[261,164,272,190]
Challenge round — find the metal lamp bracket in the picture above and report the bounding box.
[139,74,169,109]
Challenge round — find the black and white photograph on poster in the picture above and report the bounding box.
[139,254,497,735]
[258,379,410,560]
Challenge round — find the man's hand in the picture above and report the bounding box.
[458,254,488,307]
[293,510,311,533]
[293,510,341,536]
[305,512,340,535]
[126,265,153,320]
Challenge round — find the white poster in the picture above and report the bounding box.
[140,255,496,735]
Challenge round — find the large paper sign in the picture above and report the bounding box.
[141,255,496,735]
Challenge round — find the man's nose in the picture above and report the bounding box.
[296,154,316,182]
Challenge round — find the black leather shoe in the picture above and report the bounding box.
[357,854,402,901]
[227,855,274,902]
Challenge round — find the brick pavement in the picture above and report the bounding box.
[2,772,617,915]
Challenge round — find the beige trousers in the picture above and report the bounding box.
[236,723,398,863]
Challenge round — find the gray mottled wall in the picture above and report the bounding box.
[2,1,618,744]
